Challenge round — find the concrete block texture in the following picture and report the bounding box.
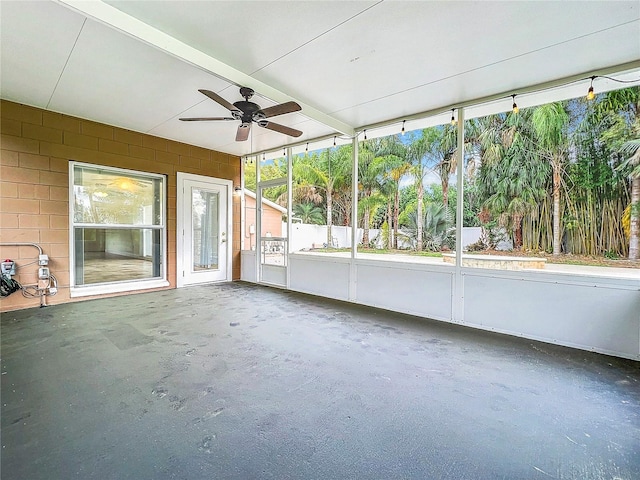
[0,100,241,312]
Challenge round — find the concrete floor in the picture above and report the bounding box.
[1,282,639,480]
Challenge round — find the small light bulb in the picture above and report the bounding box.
[401,120,406,135]
[587,76,596,101]
[305,143,308,152]
[333,136,336,146]
[511,95,519,114]
[364,129,367,140]
[450,109,456,126]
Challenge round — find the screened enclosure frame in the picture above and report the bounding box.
[238,72,639,360]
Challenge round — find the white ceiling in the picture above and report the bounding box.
[1,1,639,158]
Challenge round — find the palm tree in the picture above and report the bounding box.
[378,137,409,249]
[407,128,440,251]
[433,124,458,209]
[358,138,393,247]
[295,146,351,246]
[478,111,549,248]
[400,201,454,251]
[597,87,640,260]
[293,202,325,224]
[532,102,570,256]
[618,138,640,259]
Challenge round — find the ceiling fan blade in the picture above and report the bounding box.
[258,101,302,119]
[260,121,303,138]
[179,117,235,121]
[198,89,241,113]
[236,123,251,142]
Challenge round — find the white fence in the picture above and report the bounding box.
[288,223,484,251]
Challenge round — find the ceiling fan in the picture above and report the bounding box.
[180,87,303,141]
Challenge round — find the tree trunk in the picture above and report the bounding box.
[628,99,640,260]
[442,178,449,209]
[393,188,400,249]
[326,187,333,247]
[629,176,639,260]
[416,181,424,251]
[387,202,393,249]
[513,214,523,249]
[362,188,372,248]
[552,160,561,256]
[363,207,370,248]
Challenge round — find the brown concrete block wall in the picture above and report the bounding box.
[1,100,241,312]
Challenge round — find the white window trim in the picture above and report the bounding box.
[68,161,167,297]
[70,279,170,298]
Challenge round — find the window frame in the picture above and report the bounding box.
[68,161,169,297]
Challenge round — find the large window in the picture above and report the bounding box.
[70,163,166,294]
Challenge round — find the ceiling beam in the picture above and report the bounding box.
[55,0,356,137]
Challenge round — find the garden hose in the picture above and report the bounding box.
[0,275,22,297]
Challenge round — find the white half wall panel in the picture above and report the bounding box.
[289,254,350,301]
[249,252,639,360]
[463,270,640,360]
[261,265,287,287]
[355,261,454,322]
[241,251,257,283]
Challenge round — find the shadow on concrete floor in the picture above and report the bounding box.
[2,282,639,479]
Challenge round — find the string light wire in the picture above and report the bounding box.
[248,72,639,158]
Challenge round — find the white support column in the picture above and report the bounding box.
[453,108,465,323]
[349,137,359,301]
[286,147,293,288]
[255,155,261,283]
[240,157,245,251]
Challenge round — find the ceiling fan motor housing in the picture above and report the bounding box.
[233,100,263,123]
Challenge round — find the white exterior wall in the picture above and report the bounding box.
[288,224,483,251]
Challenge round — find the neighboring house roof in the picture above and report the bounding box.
[243,189,287,214]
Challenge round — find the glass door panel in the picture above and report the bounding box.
[192,188,220,271]
[178,176,228,286]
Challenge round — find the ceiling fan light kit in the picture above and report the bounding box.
[180,87,303,141]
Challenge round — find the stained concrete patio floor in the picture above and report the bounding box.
[1,282,639,479]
